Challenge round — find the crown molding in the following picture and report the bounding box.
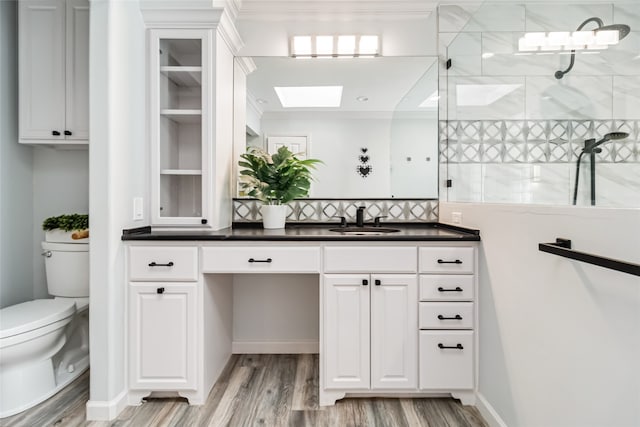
[140,1,225,27]
[235,56,257,75]
[238,0,435,20]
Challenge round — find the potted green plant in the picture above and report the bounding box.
[42,213,89,242]
[238,146,322,229]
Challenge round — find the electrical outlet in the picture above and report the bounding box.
[451,212,462,224]
[133,197,144,221]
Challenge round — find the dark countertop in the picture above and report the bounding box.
[121,223,480,242]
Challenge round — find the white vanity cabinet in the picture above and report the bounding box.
[417,246,477,403]
[322,247,418,397]
[127,246,200,399]
[19,0,89,144]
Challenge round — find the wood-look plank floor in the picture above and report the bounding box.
[1,354,488,427]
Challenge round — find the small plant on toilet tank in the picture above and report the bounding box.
[42,213,89,243]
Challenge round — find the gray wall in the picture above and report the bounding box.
[0,0,33,308]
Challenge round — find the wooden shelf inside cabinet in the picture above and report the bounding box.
[160,169,202,176]
[160,66,202,87]
[160,109,202,124]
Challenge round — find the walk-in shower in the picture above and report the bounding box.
[555,17,631,79]
[572,132,629,205]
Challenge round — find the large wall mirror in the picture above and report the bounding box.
[234,56,439,199]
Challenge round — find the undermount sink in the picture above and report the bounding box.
[328,227,400,235]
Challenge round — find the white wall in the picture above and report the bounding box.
[0,0,34,308]
[32,148,89,299]
[440,202,640,427]
[87,0,146,418]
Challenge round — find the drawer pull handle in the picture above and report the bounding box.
[362,279,368,286]
[157,287,165,294]
[374,279,381,286]
[148,261,174,267]
[438,314,463,320]
[437,259,462,264]
[437,286,463,292]
[248,258,272,263]
[438,343,464,350]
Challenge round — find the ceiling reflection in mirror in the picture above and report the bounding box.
[236,56,439,199]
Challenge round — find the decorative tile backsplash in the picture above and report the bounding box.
[233,199,439,223]
[441,119,639,164]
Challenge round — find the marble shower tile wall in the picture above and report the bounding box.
[233,199,439,223]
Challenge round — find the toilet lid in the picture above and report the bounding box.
[0,299,76,339]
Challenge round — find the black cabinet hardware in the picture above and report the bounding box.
[438,314,462,320]
[362,279,368,286]
[157,287,165,294]
[438,343,464,350]
[64,130,72,136]
[539,238,640,277]
[438,259,462,264]
[201,219,208,224]
[148,261,174,267]
[52,130,61,136]
[374,279,381,286]
[437,286,463,292]
[248,258,272,263]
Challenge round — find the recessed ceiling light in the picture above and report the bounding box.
[274,86,343,108]
[356,96,369,102]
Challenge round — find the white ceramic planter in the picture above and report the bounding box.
[261,204,287,229]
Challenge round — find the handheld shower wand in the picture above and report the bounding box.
[572,132,629,205]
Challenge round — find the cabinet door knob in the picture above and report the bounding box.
[148,261,174,267]
[64,130,72,136]
[362,279,368,286]
[438,343,464,350]
[374,279,381,286]
[52,130,61,136]
[437,314,463,320]
[201,219,208,224]
[157,287,165,294]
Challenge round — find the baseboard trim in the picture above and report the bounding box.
[476,392,508,427]
[85,389,128,421]
[232,340,319,354]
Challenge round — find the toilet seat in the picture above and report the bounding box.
[0,299,76,340]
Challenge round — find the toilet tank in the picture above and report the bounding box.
[41,242,89,297]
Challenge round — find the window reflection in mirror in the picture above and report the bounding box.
[234,56,439,199]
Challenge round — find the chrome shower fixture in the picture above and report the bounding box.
[555,17,631,79]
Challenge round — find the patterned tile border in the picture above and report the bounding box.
[441,120,640,163]
[233,199,439,223]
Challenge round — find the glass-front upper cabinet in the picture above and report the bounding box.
[149,29,212,227]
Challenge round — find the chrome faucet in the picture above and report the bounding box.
[356,206,366,227]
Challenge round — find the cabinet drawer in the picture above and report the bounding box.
[419,302,474,329]
[129,246,198,281]
[201,247,320,273]
[324,247,416,273]
[420,275,474,301]
[419,331,474,390]
[419,247,474,274]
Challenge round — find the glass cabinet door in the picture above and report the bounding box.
[150,30,210,226]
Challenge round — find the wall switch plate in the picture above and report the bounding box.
[133,197,144,221]
[451,212,462,224]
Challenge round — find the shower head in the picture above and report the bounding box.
[596,24,631,41]
[555,17,632,79]
[584,131,629,152]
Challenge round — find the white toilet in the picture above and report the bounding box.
[0,240,89,418]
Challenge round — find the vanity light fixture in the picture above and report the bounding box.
[290,35,380,58]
